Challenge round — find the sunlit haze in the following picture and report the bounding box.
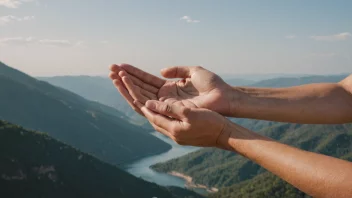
[0,0,351,77]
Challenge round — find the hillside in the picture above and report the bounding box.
[38,76,145,125]
[0,61,171,165]
[209,172,309,198]
[0,120,203,198]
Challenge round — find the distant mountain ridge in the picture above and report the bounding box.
[0,120,203,198]
[251,74,348,88]
[38,75,146,124]
[0,61,171,165]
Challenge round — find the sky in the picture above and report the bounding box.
[0,0,351,77]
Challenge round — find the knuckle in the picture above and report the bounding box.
[161,104,172,113]
[166,105,172,113]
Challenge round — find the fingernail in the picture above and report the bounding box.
[146,101,156,110]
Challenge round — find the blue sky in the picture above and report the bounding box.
[0,0,351,76]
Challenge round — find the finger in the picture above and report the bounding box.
[120,64,165,88]
[109,64,122,73]
[121,76,149,104]
[135,100,177,131]
[110,71,129,91]
[150,122,175,140]
[134,102,174,139]
[161,66,201,79]
[140,89,158,100]
[109,71,119,80]
[119,70,159,94]
[112,79,144,116]
[145,100,190,120]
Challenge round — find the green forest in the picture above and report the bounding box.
[0,120,203,198]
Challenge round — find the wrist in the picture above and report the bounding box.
[216,120,268,155]
[216,120,236,151]
[227,86,246,117]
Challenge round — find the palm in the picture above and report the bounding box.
[158,69,231,114]
[110,64,232,116]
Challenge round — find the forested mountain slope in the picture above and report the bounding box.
[0,61,170,165]
[0,120,203,198]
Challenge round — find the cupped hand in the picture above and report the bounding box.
[109,64,234,116]
[134,100,230,148]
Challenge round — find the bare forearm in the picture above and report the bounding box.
[219,122,352,198]
[230,83,352,124]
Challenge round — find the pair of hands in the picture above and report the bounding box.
[109,64,235,148]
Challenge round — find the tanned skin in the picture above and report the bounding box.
[109,64,352,198]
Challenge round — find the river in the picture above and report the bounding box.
[125,132,199,188]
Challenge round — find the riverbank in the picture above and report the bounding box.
[168,171,218,193]
[119,147,172,169]
[125,132,199,188]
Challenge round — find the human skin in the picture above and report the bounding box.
[109,64,352,197]
[134,100,352,198]
[109,64,352,124]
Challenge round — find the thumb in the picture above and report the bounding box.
[161,66,199,79]
[145,100,190,120]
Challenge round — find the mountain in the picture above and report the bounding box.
[0,120,203,198]
[0,61,171,165]
[219,73,347,81]
[38,76,146,125]
[209,172,309,198]
[150,75,352,197]
[223,78,255,86]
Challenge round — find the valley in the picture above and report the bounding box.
[0,61,171,166]
[1,60,351,198]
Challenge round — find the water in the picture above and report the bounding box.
[125,132,199,188]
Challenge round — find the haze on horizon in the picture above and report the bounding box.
[0,0,351,77]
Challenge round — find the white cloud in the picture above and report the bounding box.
[39,39,73,47]
[0,37,82,47]
[74,41,85,46]
[180,16,200,23]
[0,37,35,45]
[0,15,35,25]
[0,0,35,8]
[311,32,351,41]
[285,34,296,39]
[0,0,21,8]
